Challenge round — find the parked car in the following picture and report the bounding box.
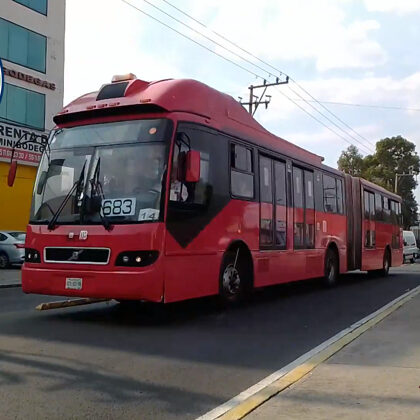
[0,231,26,269]
[403,230,419,264]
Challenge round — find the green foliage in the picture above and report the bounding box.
[337,145,364,176]
[337,136,419,228]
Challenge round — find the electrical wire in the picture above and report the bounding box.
[157,0,377,150]
[120,0,374,154]
[286,84,375,152]
[120,0,261,78]
[290,99,420,112]
[275,87,373,154]
[142,0,275,79]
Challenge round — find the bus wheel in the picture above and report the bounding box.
[323,248,338,287]
[219,250,246,303]
[380,250,391,276]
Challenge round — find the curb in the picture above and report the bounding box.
[198,285,420,420]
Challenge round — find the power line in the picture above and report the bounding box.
[159,0,379,150]
[275,87,373,155]
[159,0,283,76]
[287,78,376,147]
[120,0,262,79]
[120,0,374,154]
[290,99,420,112]
[156,0,376,151]
[286,85,375,152]
[141,0,275,79]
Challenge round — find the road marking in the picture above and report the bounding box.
[197,285,420,420]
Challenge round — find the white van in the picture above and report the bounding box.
[403,230,418,263]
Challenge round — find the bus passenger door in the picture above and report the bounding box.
[257,156,291,286]
[304,170,315,249]
[259,156,274,248]
[363,189,376,269]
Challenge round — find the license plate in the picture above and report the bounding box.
[66,278,82,290]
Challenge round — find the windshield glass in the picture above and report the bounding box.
[30,119,172,225]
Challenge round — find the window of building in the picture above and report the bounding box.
[230,144,254,199]
[14,0,48,15]
[0,17,46,73]
[0,82,45,130]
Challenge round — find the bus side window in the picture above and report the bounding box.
[375,192,382,221]
[336,179,344,214]
[382,196,390,223]
[323,174,337,213]
[230,144,254,199]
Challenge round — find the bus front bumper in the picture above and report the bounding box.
[22,265,164,302]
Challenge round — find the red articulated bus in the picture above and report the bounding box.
[19,75,403,303]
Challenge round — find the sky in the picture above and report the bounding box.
[64,0,420,202]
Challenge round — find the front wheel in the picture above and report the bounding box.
[323,249,338,287]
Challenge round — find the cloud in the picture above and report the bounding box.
[186,0,387,72]
[64,0,184,105]
[364,0,420,14]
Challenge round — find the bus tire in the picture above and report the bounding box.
[323,248,338,287]
[219,250,248,303]
[380,249,391,276]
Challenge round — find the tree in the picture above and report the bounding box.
[337,136,420,228]
[337,145,364,176]
[371,136,419,228]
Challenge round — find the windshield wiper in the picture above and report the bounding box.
[47,161,87,231]
[89,158,113,231]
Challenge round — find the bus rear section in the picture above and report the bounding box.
[345,175,403,273]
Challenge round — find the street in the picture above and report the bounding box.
[0,265,419,419]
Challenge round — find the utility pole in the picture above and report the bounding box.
[240,76,289,116]
[394,167,418,193]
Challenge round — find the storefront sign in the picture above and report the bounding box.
[3,66,56,91]
[0,122,47,166]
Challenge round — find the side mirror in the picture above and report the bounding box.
[185,150,200,183]
[7,161,18,187]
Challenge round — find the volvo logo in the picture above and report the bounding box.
[0,59,4,107]
[68,250,84,261]
[79,230,88,240]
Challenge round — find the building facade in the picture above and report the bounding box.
[0,0,65,231]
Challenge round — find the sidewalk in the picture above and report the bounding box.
[0,268,22,288]
[247,289,420,419]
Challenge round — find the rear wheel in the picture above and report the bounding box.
[219,250,249,303]
[0,252,9,269]
[323,248,338,287]
[380,249,391,276]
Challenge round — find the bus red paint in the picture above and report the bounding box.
[21,76,403,303]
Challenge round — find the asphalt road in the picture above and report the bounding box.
[0,265,419,419]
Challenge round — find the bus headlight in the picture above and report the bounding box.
[25,248,41,263]
[115,251,159,267]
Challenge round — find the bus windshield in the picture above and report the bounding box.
[30,119,172,225]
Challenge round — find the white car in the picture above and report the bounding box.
[403,230,418,264]
[0,231,26,268]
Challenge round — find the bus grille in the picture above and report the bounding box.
[44,247,110,265]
